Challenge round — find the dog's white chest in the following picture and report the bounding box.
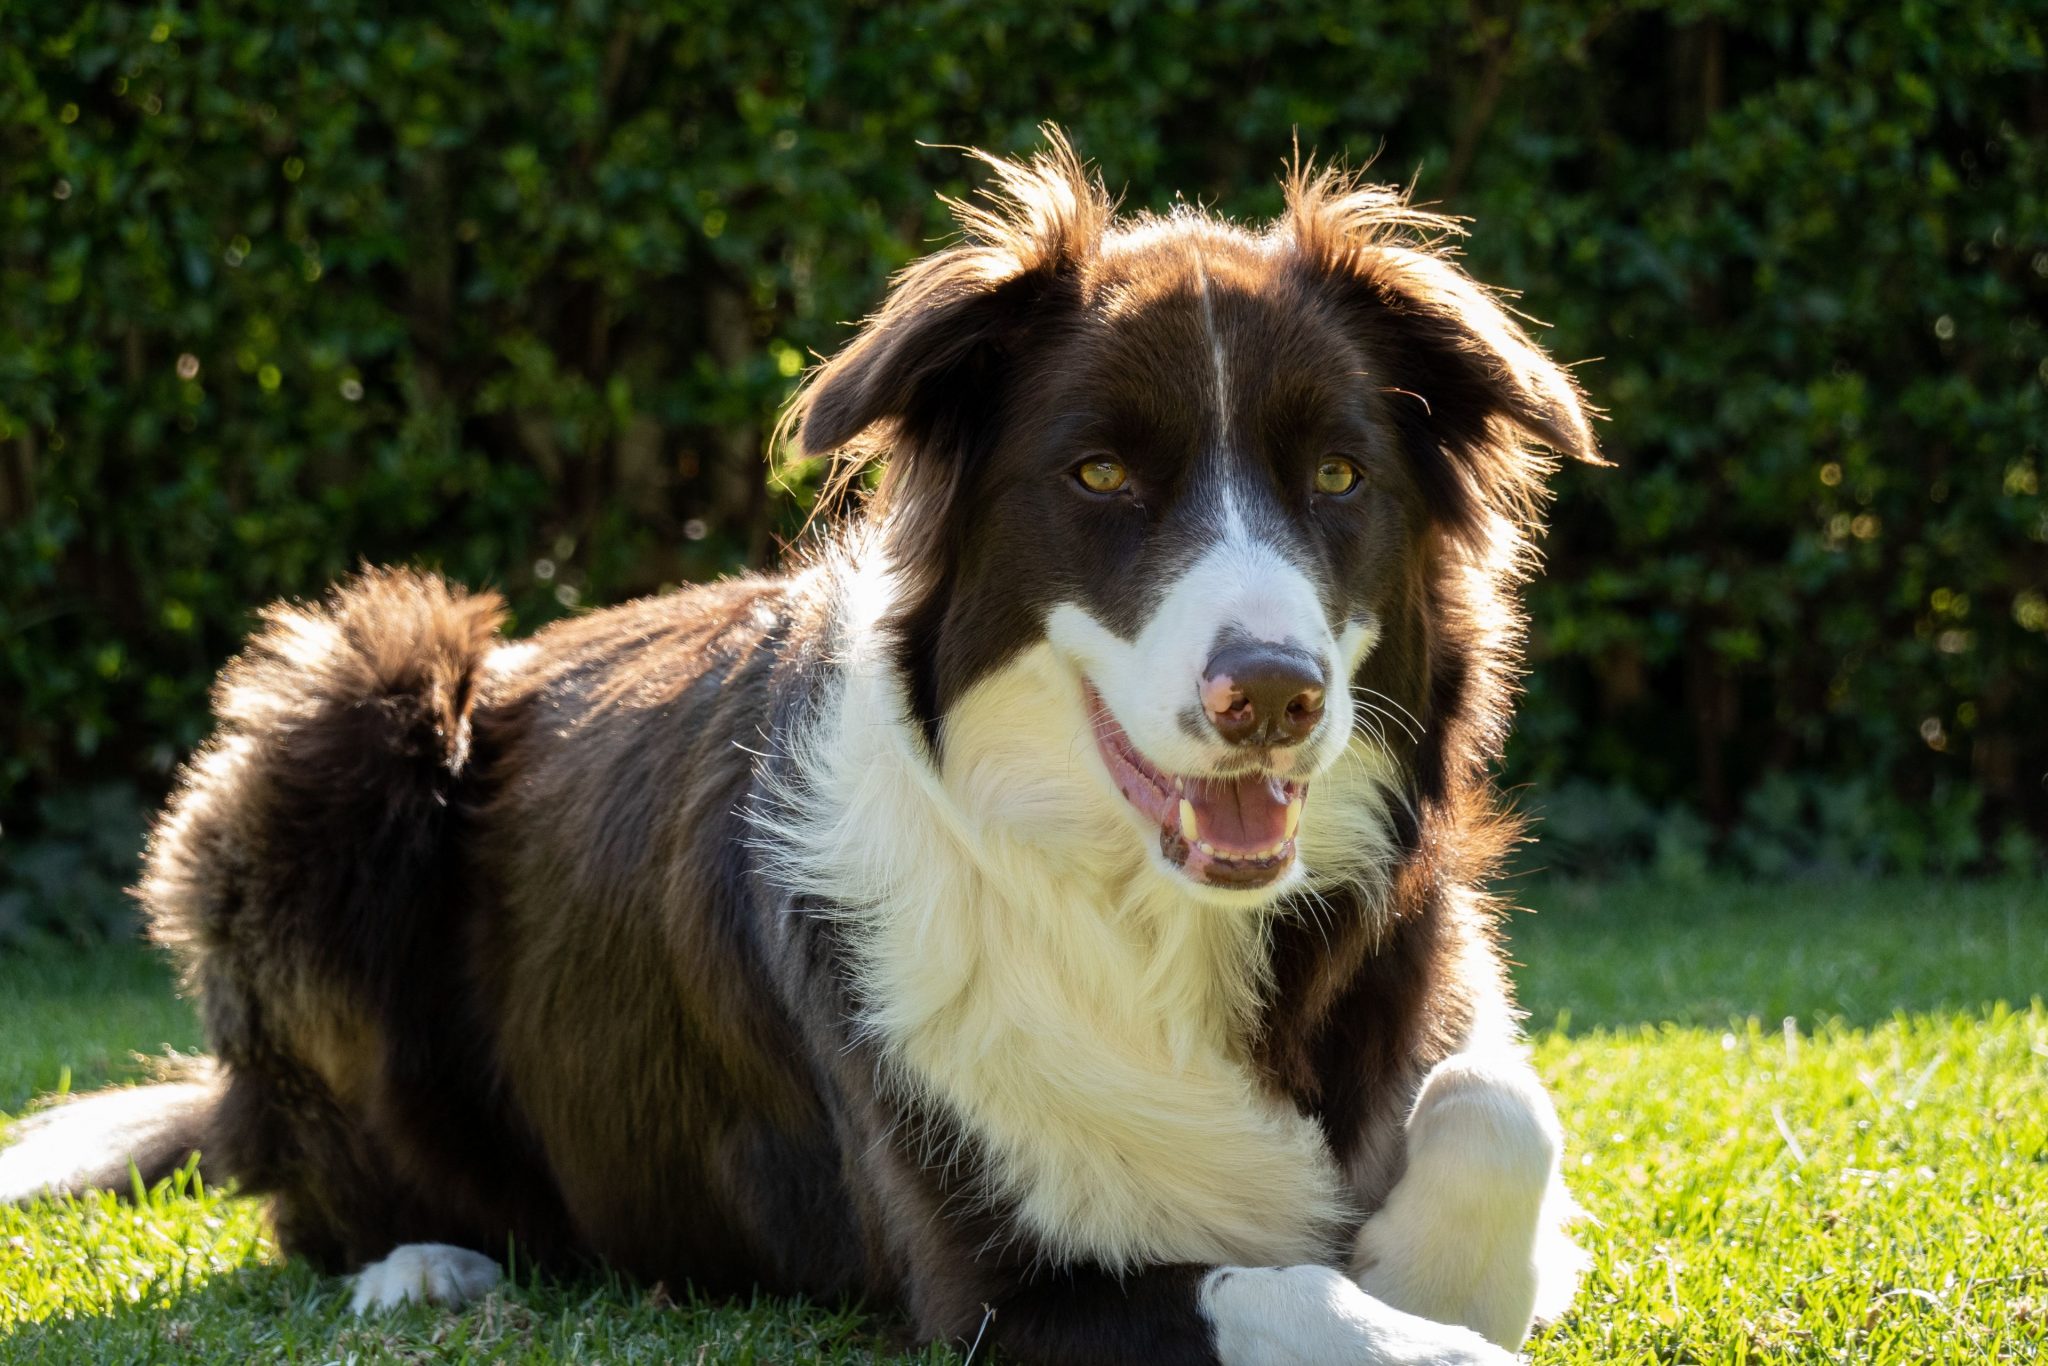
[852,854,1351,1270]
[765,598,1354,1269]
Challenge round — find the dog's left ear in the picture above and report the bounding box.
[1286,168,1603,541]
[788,130,1109,547]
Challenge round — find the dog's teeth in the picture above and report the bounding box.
[1179,798,1199,843]
[1196,839,1216,856]
[1283,797,1302,841]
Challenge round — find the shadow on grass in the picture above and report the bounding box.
[3,877,2041,1360]
[1503,875,2045,1033]
[0,1232,933,1365]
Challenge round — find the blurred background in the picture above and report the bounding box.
[2,1,2043,942]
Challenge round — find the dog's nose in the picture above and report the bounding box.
[1200,644,1326,747]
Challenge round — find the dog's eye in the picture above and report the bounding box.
[1075,457,1130,495]
[1314,457,1362,496]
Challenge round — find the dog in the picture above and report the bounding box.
[0,133,1600,1364]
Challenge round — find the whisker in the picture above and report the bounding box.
[1326,736,1411,796]
[1362,686,1425,738]
[1350,700,1408,750]
[1348,684,1423,743]
[1352,686,1423,740]
[1341,695,1396,749]
[1288,884,1339,954]
[1350,705,1392,751]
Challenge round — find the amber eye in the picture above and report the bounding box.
[1075,457,1130,495]
[1314,457,1362,496]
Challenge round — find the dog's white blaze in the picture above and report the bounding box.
[1194,251,1232,444]
[1199,1264,1516,1366]
[754,541,1406,1269]
[1043,492,1404,898]
[1046,492,1354,787]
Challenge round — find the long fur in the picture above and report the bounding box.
[8,132,1600,1366]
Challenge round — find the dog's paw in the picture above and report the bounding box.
[348,1242,501,1314]
[1201,1264,1518,1365]
[1404,1052,1561,1190]
[1352,1050,1572,1349]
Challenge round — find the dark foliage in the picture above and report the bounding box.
[2,1,2043,934]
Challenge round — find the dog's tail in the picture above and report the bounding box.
[141,567,507,999]
[35,569,512,1218]
[0,1066,221,1204]
[8,573,508,1208]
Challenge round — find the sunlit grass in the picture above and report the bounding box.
[4,879,2043,1363]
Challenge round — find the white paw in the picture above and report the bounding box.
[1404,1053,1561,1186]
[1201,1264,1517,1365]
[348,1242,501,1314]
[1354,1051,1571,1349]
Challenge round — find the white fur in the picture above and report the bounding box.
[754,522,1581,1336]
[1352,1049,1584,1348]
[0,1082,213,1204]
[484,641,540,676]
[751,540,1408,1270]
[1045,497,1396,905]
[1200,1264,1516,1365]
[349,1242,500,1314]
[1193,250,1233,444]
[1046,492,1363,790]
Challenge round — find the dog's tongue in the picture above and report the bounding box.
[1182,773,1295,855]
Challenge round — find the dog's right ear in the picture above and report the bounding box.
[788,130,1110,527]
[1282,162,1602,549]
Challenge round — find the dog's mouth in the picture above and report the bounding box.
[1086,686,1304,890]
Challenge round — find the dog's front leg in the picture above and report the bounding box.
[1350,1050,1582,1350]
[960,1260,1514,1365]
[1198,1263,1518,1365]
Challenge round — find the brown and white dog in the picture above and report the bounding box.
[0,135,1601,1364]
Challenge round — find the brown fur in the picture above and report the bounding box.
[12,133,1596,1364]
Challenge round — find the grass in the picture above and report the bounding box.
[2,877,2043,1363]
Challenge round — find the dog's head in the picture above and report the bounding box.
[792,133,1598,905]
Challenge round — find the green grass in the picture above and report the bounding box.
[3,878,2044,1363]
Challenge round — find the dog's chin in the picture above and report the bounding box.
[1143,837,1309,907]
[1086,687,1311,903]
[1149,817,1306,901]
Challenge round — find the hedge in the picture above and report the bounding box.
[2,1,2043,934]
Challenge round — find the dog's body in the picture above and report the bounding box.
[2,141,1598,1364]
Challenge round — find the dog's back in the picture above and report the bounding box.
[109,567,861,1294]
[453,572,873,1295]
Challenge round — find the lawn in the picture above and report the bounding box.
[2,878,2043,1364]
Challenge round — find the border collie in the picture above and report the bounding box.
[1,133,1600,1364]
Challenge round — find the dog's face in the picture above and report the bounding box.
[945,235,1417,896]
[797,144,1595,902]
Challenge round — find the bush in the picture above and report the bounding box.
[2,2,2043,924]
[0,784,148,946]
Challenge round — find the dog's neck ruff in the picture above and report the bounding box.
[754,543,1403,1270]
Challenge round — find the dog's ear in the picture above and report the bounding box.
[791,245,1038,468]
[788,129,1110,538]
[1285,166,1603,543]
